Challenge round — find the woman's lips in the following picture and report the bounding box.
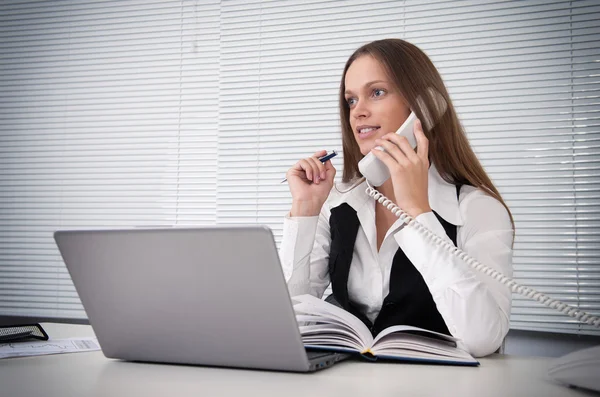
[357,126,380,140]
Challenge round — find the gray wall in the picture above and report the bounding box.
[504,329,600,358]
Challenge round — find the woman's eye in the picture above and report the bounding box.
[346,97,357,106]
[373,88,386,97]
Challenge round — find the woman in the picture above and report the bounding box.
[280,39,515,357]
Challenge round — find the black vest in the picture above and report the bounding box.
[327,185,461,336]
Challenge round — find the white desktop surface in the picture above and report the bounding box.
[0,323,594,397]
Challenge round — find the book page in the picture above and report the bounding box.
[372,324,458,345]
[296,314,364,340]
[296,314,356,330]
[293,294,373,349]
[299,323,364,351]
[372,334,465,357]
[370,327,475,362]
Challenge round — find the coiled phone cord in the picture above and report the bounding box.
[365,182,600,328]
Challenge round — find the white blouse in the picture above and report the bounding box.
[279,164,514,357]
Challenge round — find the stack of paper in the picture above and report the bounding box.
[0,337,100,359]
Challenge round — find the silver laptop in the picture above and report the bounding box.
[53,225,348,372]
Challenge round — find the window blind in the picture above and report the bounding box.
[0,0,220,319]
[217,0,599,336]
[1,0,598,336]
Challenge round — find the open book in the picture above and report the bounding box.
[293,294,478,366]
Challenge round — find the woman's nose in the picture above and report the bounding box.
[353,99,370,118]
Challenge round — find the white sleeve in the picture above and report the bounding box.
[393,190,514,357]
[279,206,332,299]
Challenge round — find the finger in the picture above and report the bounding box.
[370,147,400,174]
[375,137,411,167]
[320,157,336,182]
[324,161,336,182]
[307,156,326,184]
[296,159,316,181]
[308,157,323,183]
[312,149,327,159]
[323,157,336,172]
[384,133,420,164]
[414,119,429,160]
[308,156,327,181]
[306,158,322,183]
[310,150,328,181]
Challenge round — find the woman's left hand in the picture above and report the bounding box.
[371,119,432,218]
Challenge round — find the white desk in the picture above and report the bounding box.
[0,323,594,397]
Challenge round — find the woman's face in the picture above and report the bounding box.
[344,55,411,156]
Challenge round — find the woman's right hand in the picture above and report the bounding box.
[286,150,336,217]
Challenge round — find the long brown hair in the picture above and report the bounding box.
[339,39,515,231]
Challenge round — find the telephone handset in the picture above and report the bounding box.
[358,112,420,186]
[358,88,447,186]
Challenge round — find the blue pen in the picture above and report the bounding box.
[280,150,338,183]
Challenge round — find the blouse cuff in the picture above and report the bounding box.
[280,215,319,278]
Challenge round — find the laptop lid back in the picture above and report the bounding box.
[54,226,311,372]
